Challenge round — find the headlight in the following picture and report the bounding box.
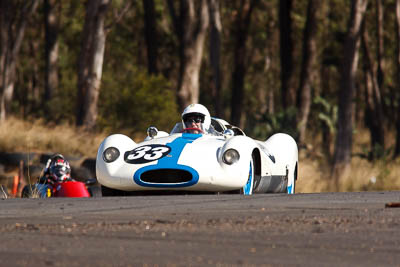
[103,147,120,163]
[223,149,240,165]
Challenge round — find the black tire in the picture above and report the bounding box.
[88,186,102,197]
[0,152,37,167]
[21,185,36,198]
[101,185,127,197]
[71,167,93,183]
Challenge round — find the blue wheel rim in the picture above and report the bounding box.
[243,161,253,195]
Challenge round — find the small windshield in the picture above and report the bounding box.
[170,123,184,134]
[170,122,221,136]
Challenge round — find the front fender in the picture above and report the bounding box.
[220,136,257,169]
[96,134,137,188]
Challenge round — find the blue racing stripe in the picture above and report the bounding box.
[287,184,293,194]
[133,133,201,188]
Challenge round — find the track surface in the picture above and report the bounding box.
[1,191,400,266]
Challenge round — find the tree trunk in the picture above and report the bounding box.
[169,0,209,111]
[28,39,41,114]
[76,0,111,129]
[279,0,295,109]
[395,0,400,157]
[331,0,368,190]
[208,0,222,118]
[44,0,60,114]
[297,0,320,145]
[230,0,258,127]
[375,0,384,88]
[0,0,39,121]
[143,0,158,75]
[361,23,385,159]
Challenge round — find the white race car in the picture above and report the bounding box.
[96,118,298,196]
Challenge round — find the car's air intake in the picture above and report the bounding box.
[140,169,193,184]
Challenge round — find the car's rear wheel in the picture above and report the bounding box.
[240,157,254,195]
[287,162,297,194]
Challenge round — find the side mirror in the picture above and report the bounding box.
[147,126,158,139]
[223,129,235,139]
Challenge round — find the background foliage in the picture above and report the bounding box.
[2,0,400,193]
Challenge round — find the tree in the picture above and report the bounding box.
[230,0,258,127]
[76,0,111,129]
[279,0,295,109]
[143,0,159,75]
[0,0,39,121]
[167,0,209,111]
[395,0,400,157]
[44,0,60,113]
[296,0,320,144]
[361,20,385,159]
[208,0,222,117]
[375,0,384,88]
[331,0,368,190]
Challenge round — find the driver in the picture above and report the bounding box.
[181,104,212,134]
[34,154,72,198]
[40,154,72,184]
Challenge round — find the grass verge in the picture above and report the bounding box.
[0,117,107,157]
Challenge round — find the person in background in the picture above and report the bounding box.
[39,154,72,185]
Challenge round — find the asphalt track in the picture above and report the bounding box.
[1,191,400,266]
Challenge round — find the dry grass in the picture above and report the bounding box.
[0,117,108,158]
[1,117,399,193]
[296,129,400,193]
[296,155,400,193]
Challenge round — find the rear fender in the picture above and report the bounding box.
[264,133,298,169]
[264,133,298,193]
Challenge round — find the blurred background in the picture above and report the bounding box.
[0,0,400,195]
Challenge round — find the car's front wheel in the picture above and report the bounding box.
[101,185,128,197]
[240,157,254,195]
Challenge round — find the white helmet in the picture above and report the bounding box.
[181,104,211,133]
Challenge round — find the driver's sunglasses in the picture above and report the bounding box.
[184,116,203,123]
